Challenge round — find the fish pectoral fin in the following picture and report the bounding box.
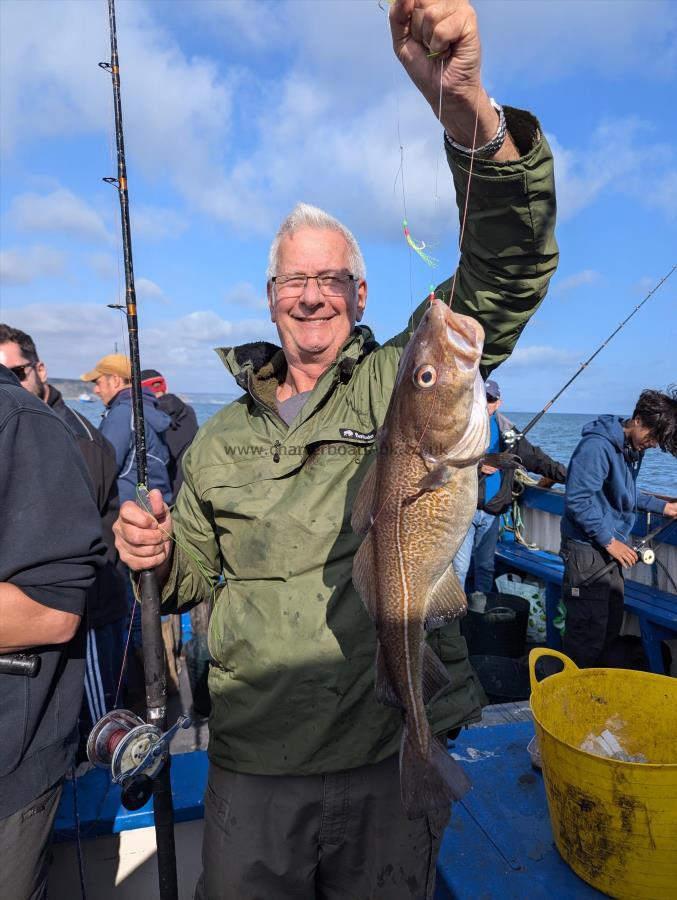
[351,461,378,534]
[400,729,471,819]
[424,566,468,630]
[352,533,379,622]
[422,645,451,704]
[375,640,401,707]
[414,464,456,495]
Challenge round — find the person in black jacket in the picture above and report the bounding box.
[0,325,128,752]
[453,379,568,593]
[140,368,199,502]
[0,363,105,900]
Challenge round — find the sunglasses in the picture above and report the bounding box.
[486,395,499,403]
[9,362,36,381]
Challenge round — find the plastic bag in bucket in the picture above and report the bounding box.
[529,648,677,899]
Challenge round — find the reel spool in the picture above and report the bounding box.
[636,546,655,565]
[87,709,166,810]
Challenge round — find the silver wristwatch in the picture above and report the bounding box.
[445,98,507,160]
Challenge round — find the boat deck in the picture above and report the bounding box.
[51,699,604,899]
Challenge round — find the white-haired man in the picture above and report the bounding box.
[114,1,559,897]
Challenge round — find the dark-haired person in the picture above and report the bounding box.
[140,369,198,502]
[561,388,677,669]
[0,362,105,899]
[0,324,129,754]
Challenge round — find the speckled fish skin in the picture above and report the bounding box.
[352,298,489,817]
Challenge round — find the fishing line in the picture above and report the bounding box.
[135,484,218,605]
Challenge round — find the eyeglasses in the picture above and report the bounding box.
[9,363,36,382]
[271,272,357,300]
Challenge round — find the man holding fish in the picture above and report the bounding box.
[114,1,558,897]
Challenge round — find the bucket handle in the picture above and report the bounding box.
[529,648,578,691]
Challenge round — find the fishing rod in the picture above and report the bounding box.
[580,515,677,588]
[503,264,676,447]
[86,3,184,898]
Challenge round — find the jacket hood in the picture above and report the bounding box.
[580,414,626,453]
[215,326,379,392]
[110,385,171,433]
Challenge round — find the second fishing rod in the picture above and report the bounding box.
[502,264,676,448]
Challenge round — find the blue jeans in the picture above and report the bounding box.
[453,509,501,593]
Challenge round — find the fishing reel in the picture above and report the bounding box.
[634,545,655,565]
[501,429,521,449]
[87,709,191,810]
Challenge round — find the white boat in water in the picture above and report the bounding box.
[78,392,95,402]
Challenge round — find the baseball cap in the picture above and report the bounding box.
[140,368,167,395]
[81,353,131,382]
[485,378,501,401]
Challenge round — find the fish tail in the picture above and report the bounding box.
[400,727,471,819]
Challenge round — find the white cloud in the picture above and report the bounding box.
[0,245,67,285]
[1,302,277,389]
[548,119,673,222]
[8,188,111,242]
[136,277,167,303]
[552,270,600,296]
[224,281,267,311]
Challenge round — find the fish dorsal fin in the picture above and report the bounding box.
[351,461,378,534]
[424,566,468,630]
[352,532,378,623]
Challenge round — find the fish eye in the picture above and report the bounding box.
[413,364,437,388]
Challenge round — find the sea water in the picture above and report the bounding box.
[70,399,677,497]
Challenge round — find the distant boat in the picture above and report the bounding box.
[78,392,95,403]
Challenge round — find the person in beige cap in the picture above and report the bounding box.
[81,353,132,406]
[81,353,172,506]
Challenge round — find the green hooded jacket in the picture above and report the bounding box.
[161,107,559,775]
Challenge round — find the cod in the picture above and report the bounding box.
[352,298,490,818]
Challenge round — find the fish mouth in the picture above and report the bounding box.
[428,299,483,370]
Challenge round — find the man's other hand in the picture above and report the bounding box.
[662,500,677,518]
[605,538,638,569]
[113,488,173,573]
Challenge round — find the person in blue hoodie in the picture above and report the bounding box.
[80,353,172,505]
[81,353,173,696]
[561,388,677,668]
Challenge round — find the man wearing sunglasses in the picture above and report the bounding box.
[114,1,560,896]
[0,325,129,757]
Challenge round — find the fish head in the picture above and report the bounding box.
[391,298,489,464]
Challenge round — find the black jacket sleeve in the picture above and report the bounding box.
[0,404,106,614]
[514,434,568,482]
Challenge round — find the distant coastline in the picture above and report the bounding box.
[56,377,236,406]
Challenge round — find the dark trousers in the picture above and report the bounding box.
[0,782,62,900]
[195,753,450,900]
[561,539,625,668]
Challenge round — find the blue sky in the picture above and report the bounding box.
[1,0,675,415]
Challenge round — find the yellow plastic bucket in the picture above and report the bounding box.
[529,648,677,899]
